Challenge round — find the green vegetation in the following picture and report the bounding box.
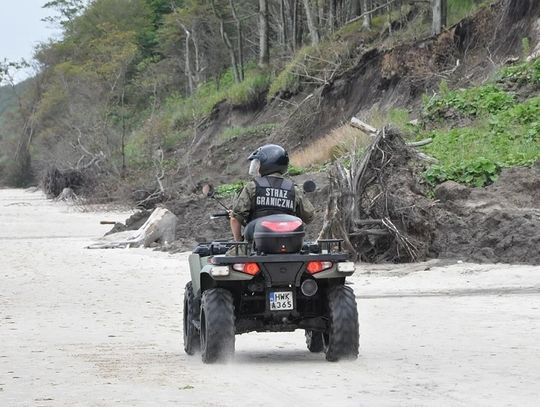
[418,59,540,187]
[499,57,540,85]
[168,68,271,130]
[220,123,276,143]
[216,181,245,198]
[268,40,352,100]
[447,0,489,26]
[423,83,515,120]
[287,165,305,176]
[227,73,270,107]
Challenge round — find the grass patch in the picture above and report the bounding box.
[227,73,270,107]
[290,124,372,169]
[447,0,490,26]
[168,67,271,130]
[220,123,276,142]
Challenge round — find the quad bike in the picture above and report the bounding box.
[183,182,359,363]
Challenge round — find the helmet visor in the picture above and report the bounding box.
[248,159,261,177]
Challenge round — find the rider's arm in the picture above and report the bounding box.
[230,217,243,241]
[229,182,255,240]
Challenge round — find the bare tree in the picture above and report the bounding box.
[431,0,447,35]
[302,0,320,45]
[259,0,270,66]
[362,0,371,29]
[210,0,241,83]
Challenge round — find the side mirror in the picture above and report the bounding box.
[303,180,316,193]
[202,183,215,198]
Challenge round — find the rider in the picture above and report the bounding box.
[230,144,315,241]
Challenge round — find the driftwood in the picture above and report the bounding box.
[87,207,178,249]
[318,118,433,262]
[55,187,78,202]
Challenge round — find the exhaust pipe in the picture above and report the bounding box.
[301,279,318,296]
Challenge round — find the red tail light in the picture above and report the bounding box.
[306,261,333,274]
[260,220,302,232]
[233,262,260,275]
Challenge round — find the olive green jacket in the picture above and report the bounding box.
[231,173,315,226]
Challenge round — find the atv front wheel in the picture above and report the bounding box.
[183,282,199,355]
[200,288,235,363]
[324,285,359,362]
[305,330,324,353]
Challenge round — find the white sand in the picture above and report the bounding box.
[1,189,539,407]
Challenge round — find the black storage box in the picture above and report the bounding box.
[253,214,305,254]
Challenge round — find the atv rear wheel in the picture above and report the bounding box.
[305,330,324,353]
[200,288,235,363]
[324,285,359,362]
[183,282,199,355]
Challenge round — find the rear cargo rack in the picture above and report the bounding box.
[317,239,343,253]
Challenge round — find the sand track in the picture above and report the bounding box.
[1,189,539,406]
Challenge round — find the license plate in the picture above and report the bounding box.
[268,291,294,311]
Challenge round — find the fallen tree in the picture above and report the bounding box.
[318,118,435,262]
[87,207,178,249]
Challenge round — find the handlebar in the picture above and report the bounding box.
[210,212,230,219]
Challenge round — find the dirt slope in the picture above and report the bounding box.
[433,162,540,264]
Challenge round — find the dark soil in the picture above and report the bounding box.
[432,162,540,264]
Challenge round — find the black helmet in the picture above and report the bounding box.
[248,144,289,176]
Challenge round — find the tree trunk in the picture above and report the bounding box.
[259,0,270,66]
[441,0,448,29]
[87,208,178,249]
[230,0,244,81]
[302,0,320,45]
[362,0,371,29]
[292,0,301,51]
[280,0,288,48]
[192,25,201,86]
[210,0,241,82]
[182,25,194,95]
[329,0,336,33]
[432,0,444,35]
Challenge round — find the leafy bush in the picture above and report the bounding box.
[216,181,245,198]
[423,84,515,120]
[425,158,500,187]
[499,57,540,85]
[420,106,540,187]
[287,165,305,176]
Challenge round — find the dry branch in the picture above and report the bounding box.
[319,121,432,262]
[350,117,378,135]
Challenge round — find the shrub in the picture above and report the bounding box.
[424,158,501,187]
[423,84,515,120]
[287,165,305,176]
[216,181,244,198]
[227,73,270,108]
